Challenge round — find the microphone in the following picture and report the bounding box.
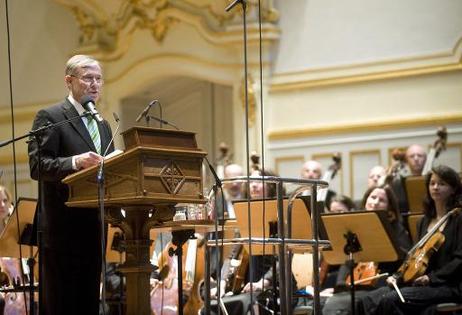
[147,116,180,130]
[135,100,158,123]
[81,95,103,122]
[102,112,121,157]
[225,0,246,12]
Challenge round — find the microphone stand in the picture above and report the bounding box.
[226,2,263,315]
[203,157,224,315]
[97,115,120,315]
[0,111,94,315]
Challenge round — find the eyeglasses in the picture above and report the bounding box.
[70,74,104,84]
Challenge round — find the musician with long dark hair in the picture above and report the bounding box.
[359,165,462,314]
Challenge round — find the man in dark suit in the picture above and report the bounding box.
[28,55,114,315]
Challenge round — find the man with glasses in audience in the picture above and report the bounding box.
[28,55,114,315]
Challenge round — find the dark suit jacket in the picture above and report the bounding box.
[28,98,114,253]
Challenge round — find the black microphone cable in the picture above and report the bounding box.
[4,1,30,314]
[98,112,121,315]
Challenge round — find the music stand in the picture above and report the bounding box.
[0,198,37,258]
[106,226,125,263]
[404,175,426,213]
[320,210,400,315]
[233,198,314,254]
[233,198,321,313]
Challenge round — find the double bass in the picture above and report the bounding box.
[421,126,447,175]
[151,236,207,315]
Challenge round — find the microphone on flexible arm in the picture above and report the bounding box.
[147,115,180,130]
[135,99,158,123]
[225,0,246,12]
[102,112,121,158]
[81,95,103,122]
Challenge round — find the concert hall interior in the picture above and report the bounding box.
[0,1,462,315]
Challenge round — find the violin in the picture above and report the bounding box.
[395,207,460,284]
[345,262,380,287]
[0,257,31,315]
[230,247,249,294]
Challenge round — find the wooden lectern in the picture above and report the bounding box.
[62,126,207,315]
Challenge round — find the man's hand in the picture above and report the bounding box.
[386,275,397,287]
[242,278,270,293]
[75,151,103,170]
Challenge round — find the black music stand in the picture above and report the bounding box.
[321,210,400,315]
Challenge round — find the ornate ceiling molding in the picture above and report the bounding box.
[54,0,279,59]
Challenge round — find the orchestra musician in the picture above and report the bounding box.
[388,144,427,213]
[405,144,427,176]
[358,165,462,315]
[300,160,337,209]
[203,168,286,315]
[28,55,114,315]
[0,185,13,314]
[367,166,387,189]
[322,186,411,315]
[328,195,356,213]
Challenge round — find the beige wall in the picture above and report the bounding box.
[0,0,461,202]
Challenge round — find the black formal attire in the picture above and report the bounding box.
[28,98,114,315]
[358,210,462,315]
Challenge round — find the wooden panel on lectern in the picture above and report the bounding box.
[62,127,207,208]
[405,176,426,213]
[122,126,199,151]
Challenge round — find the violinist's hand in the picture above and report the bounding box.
[242,279,270,293]
[150,278,160,289]
[75,151,103,170]
[386,275,397,287]
[413,275,430,286]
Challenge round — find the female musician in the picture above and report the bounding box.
[328,195,356,213]
[0,185,13,314]
[0,185,12,233]
[358,165,462,315]
[322,186,411,315]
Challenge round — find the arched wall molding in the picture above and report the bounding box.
[103,54,241,103]
[271,35,462,91]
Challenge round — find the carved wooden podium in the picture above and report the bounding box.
[62,126,207,315]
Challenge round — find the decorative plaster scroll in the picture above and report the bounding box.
[240,74,256,127]
[53,0,279,57]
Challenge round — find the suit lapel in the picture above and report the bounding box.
[62,99,97,152]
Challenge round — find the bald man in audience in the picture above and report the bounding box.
[222,163,244,219]
[367,165,387,188]
[301,160,336,210]
[405,144,427,176]
[301,160,323,180]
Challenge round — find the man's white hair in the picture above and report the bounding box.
[65,55,100,76]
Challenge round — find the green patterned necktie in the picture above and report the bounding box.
[86,116,101,154]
